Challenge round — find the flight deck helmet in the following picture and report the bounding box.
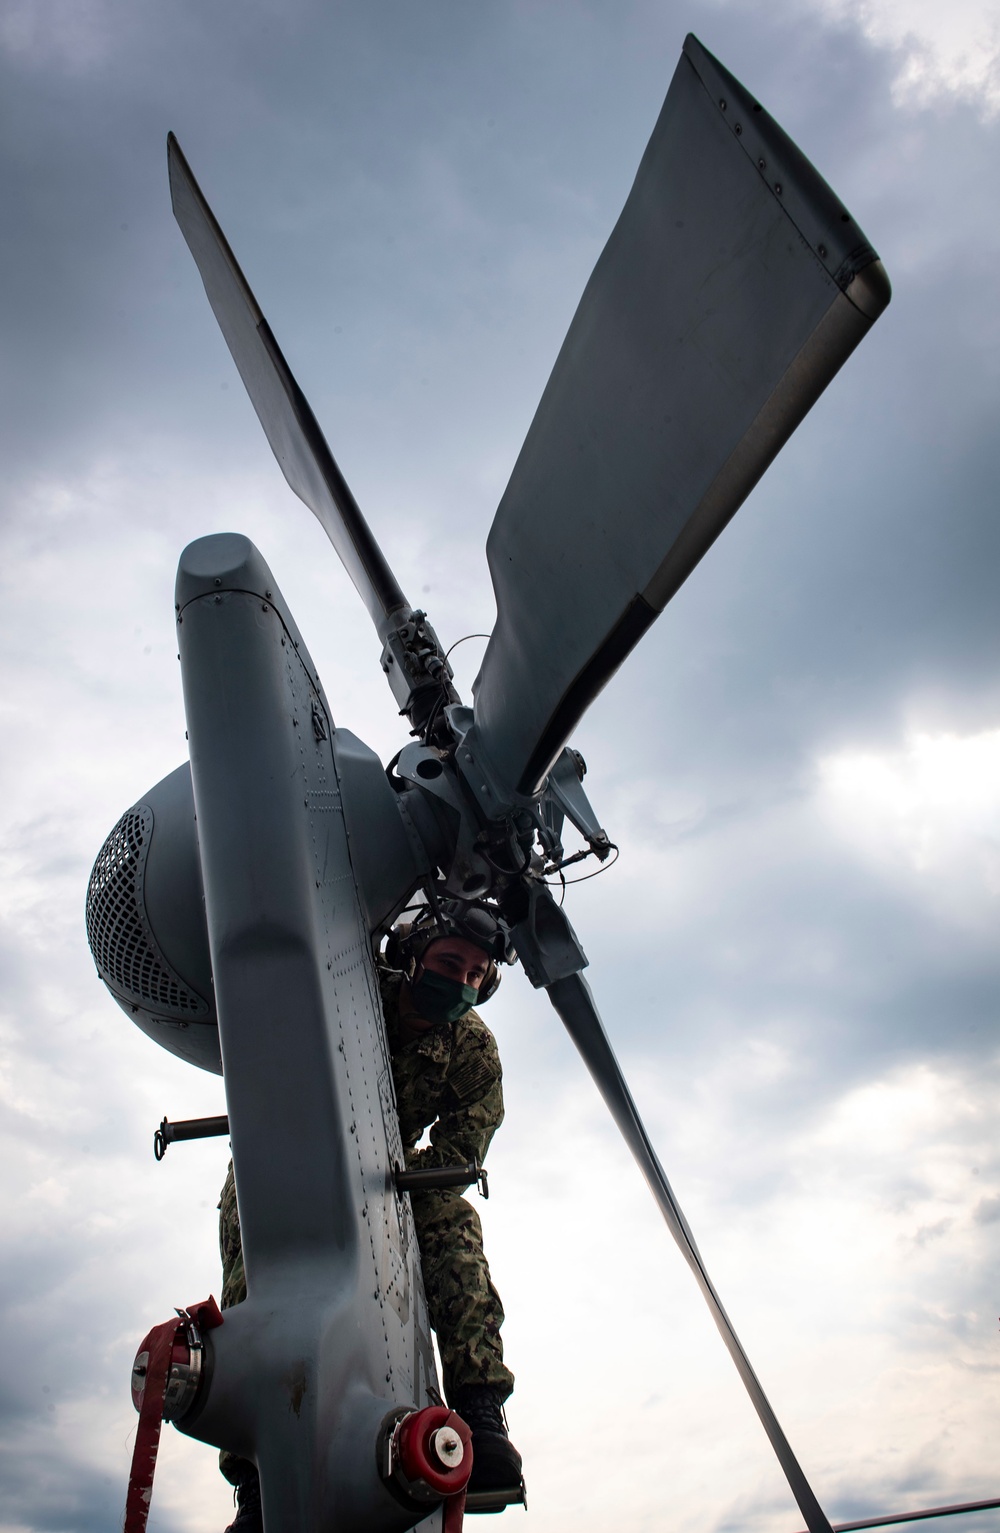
[385,900,507,1002]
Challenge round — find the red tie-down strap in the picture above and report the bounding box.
[443,1486,468,1533]
[124,1297,224,1533]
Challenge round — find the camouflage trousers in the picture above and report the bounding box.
[408,1184,514,1402]
[217,1163,513,1484]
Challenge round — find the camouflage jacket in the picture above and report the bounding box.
[378,964,504,1177]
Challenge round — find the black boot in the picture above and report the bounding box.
[224,1468,263,1533]
[451,1385,523,1495]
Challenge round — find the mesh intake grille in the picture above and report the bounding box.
[86,806,208,1017]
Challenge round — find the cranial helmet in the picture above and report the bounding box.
[384,899,508,1003]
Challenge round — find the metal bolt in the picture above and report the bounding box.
[719,98,726,110]
[818,244,827,257]
[775,182,783,195]
[214,578,221,587]
[430,1427,464,1469]
[758,157,766,170]
[735,123,742,136]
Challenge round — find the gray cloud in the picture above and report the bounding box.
[0,1440,161,1533]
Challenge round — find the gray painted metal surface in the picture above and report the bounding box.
[331,729,431,936]
[173,532,440,1532]
[471,33,890,797]
[85,761,220,1073]
[85,673,427,1079]
[168,137,408,640]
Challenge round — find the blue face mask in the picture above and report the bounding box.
[410,969,479,1024]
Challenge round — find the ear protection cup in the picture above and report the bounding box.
[383,922,413,973]
[476,961,501,1003]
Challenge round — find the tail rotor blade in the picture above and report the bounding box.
[167,133,408,639]
[546,970,834,1533]
[473,34,890,798]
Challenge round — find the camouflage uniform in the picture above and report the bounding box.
[217,964,513,1481]
[380,966,513,1402]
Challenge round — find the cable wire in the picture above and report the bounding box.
[444,633,491,660]
[543,843,619,886]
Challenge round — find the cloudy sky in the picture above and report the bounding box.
[1,2,998,1531]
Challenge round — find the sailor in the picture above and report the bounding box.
[219,900,522,1531]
